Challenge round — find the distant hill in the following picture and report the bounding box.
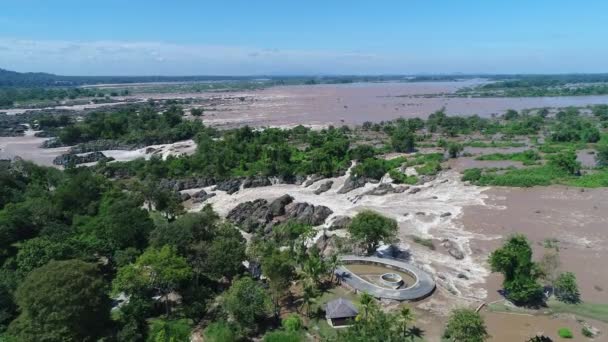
[0,68,271,88]
[0,68,69,87]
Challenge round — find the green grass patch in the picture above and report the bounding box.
[558,327,573,338]
[464,140,526,148]
[475,165,564,187]
[562,169,608,188]
[547,299,608,323]
[388,169,419,185]
[476,150,540,165]
[411,235,435,250]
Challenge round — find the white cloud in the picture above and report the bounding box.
[0,37,606,75]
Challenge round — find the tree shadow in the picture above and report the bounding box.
[408,326,425,340]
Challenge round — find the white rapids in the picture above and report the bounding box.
[186,165,500,302]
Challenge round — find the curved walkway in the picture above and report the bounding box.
[335,255,435,301]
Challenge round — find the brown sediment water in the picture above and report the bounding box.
[461,186,608,304]
[7,81,608,127]
[482,310,604,342]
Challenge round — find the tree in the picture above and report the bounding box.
[201,224,247,281]
[301,252,327,288]
[335,301,402,341]
[446,142,464,158]
[398,306,414,339]
[224,277,270,329]
[148,318,191,342]
[489,234,544,305]
[538,248,560,296]
[326,253,343,284]
[282,314,303,332]
[203,321,240,342]
[113,245,192,316]
[596,144,608,167]
[300,284,318,317]
[359,292,374,320]
[262,251,296,320]
[190,108,204,117]
[349,210,398,255]
[443,309,489,342]
[549,150,581,175]
[554,272,580,304]
[263,330,302,342]
[7,260,111,341]
[391,126,416,153]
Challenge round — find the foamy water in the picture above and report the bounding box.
[186,165,499,302]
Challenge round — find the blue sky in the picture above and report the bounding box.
[1,0,607,75]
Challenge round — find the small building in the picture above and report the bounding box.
[325,298,359,327]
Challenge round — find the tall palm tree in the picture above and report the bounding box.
[302,254,326,287]
[398,306,414,339]
[326,254,343,284]
[359,292,374,320]
[301,285,317,317]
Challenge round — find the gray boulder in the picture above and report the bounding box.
[337,176,368,194]
[329,216,352,230]
[243,176,272,188]
[268,194,294,216]
[314,180,334,195]
[214,179,242,194]
[191,190,216,204]
[284,202,333,226]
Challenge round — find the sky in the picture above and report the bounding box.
[1,0,607,76]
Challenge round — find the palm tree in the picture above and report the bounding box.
[359,292,374,320]
[326,254,343,284]
[301,285,317,317]
[398,306,414,339]
[302,254,327,287]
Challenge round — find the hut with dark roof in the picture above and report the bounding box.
[325,298,358,327]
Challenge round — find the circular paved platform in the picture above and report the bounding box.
[335,255,435,301]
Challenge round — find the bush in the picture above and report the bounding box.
[411,236,435,250]
[282,314,302,332]
[203,321,239,342]
[558,328,573,338]
[263,330,302,342]
[415,161,442,176]
[582,326,594,338]
[554,272,581,304]
[462,168,482,182]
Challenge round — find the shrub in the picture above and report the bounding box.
[282,314,302,332]
[411,236,435,250]
[581,326,594,338]
[462,168,482,182]
[558,327,573,338]
[415,161,442,176]
[554,272,581,304]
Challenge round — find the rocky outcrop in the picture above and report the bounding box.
[53,151,113,166]
[191,190,216,203]
[337,176,369,194]
[243,176,272,188]
[158,177,216,192]
[442,239,465,260]
[364,183,408,196]
[329,215,352,230]
[315,232,343,257]
[314,181,333,195]
[226,199,272,233]
[268,194,294,216]
[69,140,137,154]
[213,179,242,194]
[226,195,333,233]
[284,202,333,226]
[304,174,325,187]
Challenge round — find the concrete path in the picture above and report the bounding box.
[336,255,435,301]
